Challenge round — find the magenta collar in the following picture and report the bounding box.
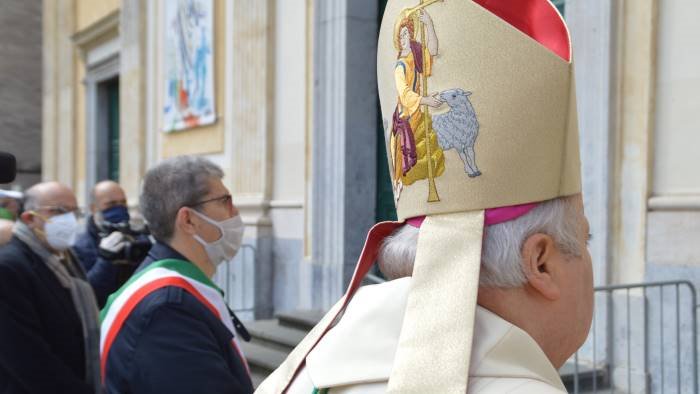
[406,202,539,228]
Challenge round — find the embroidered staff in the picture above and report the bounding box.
[405,0,443,202]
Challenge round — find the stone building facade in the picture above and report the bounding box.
[41,1,700,390]
[0,0,42,189]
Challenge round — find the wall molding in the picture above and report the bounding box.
[71,10,120,56]
[648,195,700,211]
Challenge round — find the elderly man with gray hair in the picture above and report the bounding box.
[100,155,253,394]
[266,194,592,393]
[378,195,592,369]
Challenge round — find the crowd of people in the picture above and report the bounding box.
[0,156,253,393]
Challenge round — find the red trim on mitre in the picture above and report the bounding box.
[473,0,571,61]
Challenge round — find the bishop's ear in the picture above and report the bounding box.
[521,233,561,301]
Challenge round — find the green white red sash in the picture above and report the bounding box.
[99,259,250,381]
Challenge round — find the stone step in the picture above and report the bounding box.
[276,309,325,331]
[240,341,288,372]
[246,319,308,351]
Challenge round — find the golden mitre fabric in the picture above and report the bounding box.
[379,0,580,220]
[255,2,582,393]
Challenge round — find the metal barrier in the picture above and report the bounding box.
[212,244,257,320]
[569,281,698,394]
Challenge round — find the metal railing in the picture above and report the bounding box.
[569,281,698,394]
[212,244,257,320]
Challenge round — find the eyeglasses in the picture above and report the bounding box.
[103,199,128,209]
[188,194,233,209]
[35,205,85,219]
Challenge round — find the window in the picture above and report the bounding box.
[551,0,566,17]
[105,78,120,181]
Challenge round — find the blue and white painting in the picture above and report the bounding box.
[162,0,215,131]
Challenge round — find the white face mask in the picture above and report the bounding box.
[42,212,79,251]
[190,210,244,267]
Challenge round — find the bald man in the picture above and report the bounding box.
[73,180,150,307]
[0,182,99,393]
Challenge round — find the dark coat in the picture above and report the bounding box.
[0,237,94,394]
[73,216,143,308]
[103,242,253,394]
[73,216,119,308]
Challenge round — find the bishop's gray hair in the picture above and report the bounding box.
[140,155,224,242]
[377,196,582,288]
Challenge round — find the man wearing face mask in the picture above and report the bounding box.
[100,155,253,394]
[73,180,152,307]
[0,182,100,393]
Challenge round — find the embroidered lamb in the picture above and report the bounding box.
[432,88,482,177]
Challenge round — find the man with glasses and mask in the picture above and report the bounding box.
[100,155,253,394]
[0,182,100,393]
[73,180,152,307]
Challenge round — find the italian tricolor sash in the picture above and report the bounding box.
[99,259,250,381]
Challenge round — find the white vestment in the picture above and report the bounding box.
[266,277,567,393]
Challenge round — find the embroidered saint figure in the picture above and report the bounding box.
[389,8,446,201]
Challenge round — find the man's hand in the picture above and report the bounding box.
[419,10,433,27]
[98,231,127,261]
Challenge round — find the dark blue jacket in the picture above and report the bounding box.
[73,216,121,307]
[0,237,94,394]
[103,242,253,394]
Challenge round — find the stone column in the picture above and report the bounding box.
[56,0,76,187]
[565,2,617,377]
[567,0,615,290]
[310,0,378,309]
[228,0,275,319]
[43,0,75,186]
[610,0,658,284]
[610,2,658,391]
[120,0,148,205]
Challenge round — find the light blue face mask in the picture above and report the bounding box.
[40,211,79,251]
